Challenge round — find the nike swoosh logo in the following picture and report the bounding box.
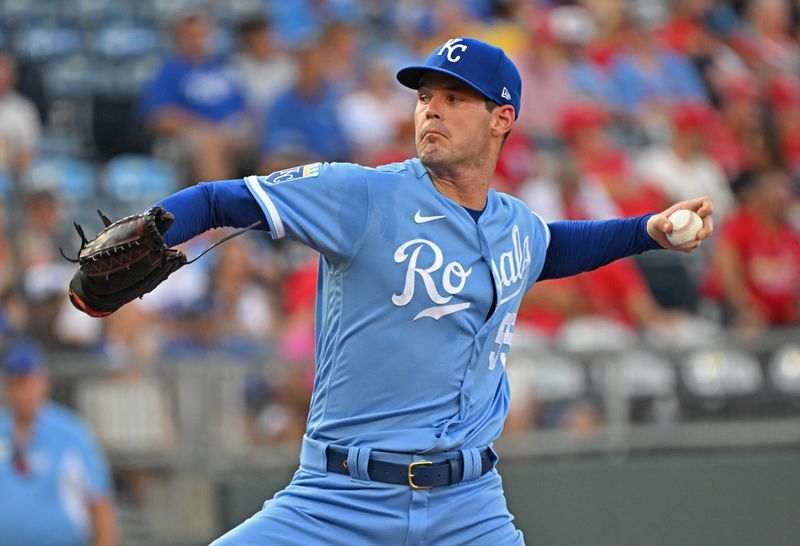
[413,302,471,321]
[414,210,446,224]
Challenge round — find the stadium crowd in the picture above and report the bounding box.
[0,0,799,448]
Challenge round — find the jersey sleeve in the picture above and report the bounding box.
[244,162,369,266]
[525,209,551,292]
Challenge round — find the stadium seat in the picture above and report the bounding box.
[14,23,83,63]
[59,0,136,27]
[113,53,160,94]
[614,350,676,398]
[23,155,96,202]
[148,0,207,25]
[529,354,587,403]
[591,350,678,424]
[678,348,763,419]
[769,344,800,396]
[680,348,762,397]
[102,154,178,210]
[555,316,637,356]
[42,54,98,99]
[91,21,161,61]
[216,0,268,25]
[0,0,54,26]
[507,349,586,403]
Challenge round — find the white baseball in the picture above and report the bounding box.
[666,209,703,246]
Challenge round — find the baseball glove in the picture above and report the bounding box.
[66,206,187,317]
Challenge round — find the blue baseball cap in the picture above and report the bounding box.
[397,37,522,119]
[2,340,46,376]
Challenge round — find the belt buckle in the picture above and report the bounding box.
[407,460,432,489]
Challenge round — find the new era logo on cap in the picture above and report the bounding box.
[396,37,522,119]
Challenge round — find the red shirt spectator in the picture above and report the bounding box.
[704,169,800,326]
[519,259,659,335]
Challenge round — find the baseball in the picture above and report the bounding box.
[666,209,703,246]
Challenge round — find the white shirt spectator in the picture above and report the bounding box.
[636,147,735,221]
[0,90,40,173]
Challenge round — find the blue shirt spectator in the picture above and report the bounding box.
[260,44,351,164]
[142,56,247,123]
[0,341,116,546]
[612,46,707,113]
[140,10,252,182]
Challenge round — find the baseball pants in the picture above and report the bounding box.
[210,435,525,546]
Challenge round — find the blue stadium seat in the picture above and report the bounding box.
[102,154,178,209]
[112,53,160,95]
[91,21,161,61]
[14,23,83,63]
[148,0,207,25]
[60,0,136,28]
[23,156,96,202]
[0,0,55,26]
[216,0,267,25]
[43,54,98,99]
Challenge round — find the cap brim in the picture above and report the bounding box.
[396,65,496,104]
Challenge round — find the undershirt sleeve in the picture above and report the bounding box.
[537,215,663,281]
[154,180,267,247]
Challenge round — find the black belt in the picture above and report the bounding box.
[325,447,493,489]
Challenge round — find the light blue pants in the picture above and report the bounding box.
[210,436,525,546]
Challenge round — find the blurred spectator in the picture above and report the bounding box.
[337,57,413,163]
[768,75,800,176]
[703,168,800,332]
[543,6,624,115]
[518,151,621,222]
[99,301,159,373]
[658,0,749,100]
[518,152,679,337]
[0,50,41,178]
[742,0,800,76]
[320,21,361,96]
[519,258,674,338]
[18,189,68,269]
[515,9,579,142]
[581,0,629,69]
[707,74,777,176]
[0,340,117,546]
[141,10,251,182]
[233,16,297,121]
[493,131,537,194]
[560,101,666,216]
[611,12,708,132]
[260,42,351,170]
[208,236,278,351]
[636,101,735,221]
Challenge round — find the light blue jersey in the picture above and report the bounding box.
[244,158,550,454]
[0,403,112,546]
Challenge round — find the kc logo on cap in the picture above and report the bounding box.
[396,37,522,119]
[437,38,468,63]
